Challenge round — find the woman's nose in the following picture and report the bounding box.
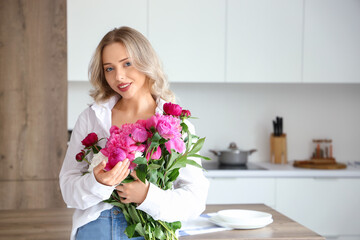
[115,69,126,81]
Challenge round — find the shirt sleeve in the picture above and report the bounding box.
[136,120,209,222]
[59,108,114,210]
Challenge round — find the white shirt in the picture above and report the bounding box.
[59,96,209,240]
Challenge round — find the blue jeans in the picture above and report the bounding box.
[76,206,145,240]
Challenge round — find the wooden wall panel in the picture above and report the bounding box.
[0,0,67,209]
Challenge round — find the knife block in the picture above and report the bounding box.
[270,134,287,164]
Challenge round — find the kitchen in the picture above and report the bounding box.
[1,0,360,239]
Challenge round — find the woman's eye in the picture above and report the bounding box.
[124,62,132,67]
[105,67,113,72]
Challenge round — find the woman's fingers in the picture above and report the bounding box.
[94,159,131,186]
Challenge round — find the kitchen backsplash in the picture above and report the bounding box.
[68,82,360,163]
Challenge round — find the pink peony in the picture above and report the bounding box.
[163,103,182,116]
[146,146,162,160]
[81,133,98,147]
[165,137,186,154]
[156,114,182,140]
[145,115,158,130]
[131,125,148,143]
[104,147,127,171]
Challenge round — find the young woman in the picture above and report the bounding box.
[59,26,209,240]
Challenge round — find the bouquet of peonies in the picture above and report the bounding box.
[76,103,209,240]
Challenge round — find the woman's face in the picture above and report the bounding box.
[102,42,149,100]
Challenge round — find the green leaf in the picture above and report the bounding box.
[125,224,137,238]
[133,157,147,165]
[148,169,158,184]
[185,159,203,169]
[154,227,166,240]
[166,150,180,170]
[151,132,162,142]
[148,163,161,170]
[167,169,180,182]
[180,122,188,133]
[188,153,211,161]
[168,156,187,172]
[135,164,147,184]
[189,137,206,154]
[122,175,134,184]
[165,181,172,189]
[135,222,145,236]
[170,221,182,231]
[128,205,141,223]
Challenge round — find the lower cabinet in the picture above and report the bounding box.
[206,178,276,208]
[275,178,360,240]
[206,177,360,240]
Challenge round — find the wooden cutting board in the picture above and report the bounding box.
[293,159,347,169]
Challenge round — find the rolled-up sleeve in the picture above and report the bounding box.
[59,108,114,210]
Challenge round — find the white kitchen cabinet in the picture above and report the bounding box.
[303,0,360,83]
[226,0,303,83]
[67,0,147,81]
[275,178,360,239]
[148,0,225,83]
[206,178,276,208]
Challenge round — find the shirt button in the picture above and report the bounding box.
[113,210,119,215]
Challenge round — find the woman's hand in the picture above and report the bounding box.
[116,171,150,204]
[93,159,130,186]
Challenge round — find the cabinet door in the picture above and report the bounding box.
[67,0,147,81]
[148,0,225,82]
[207,178,276,208]
[303,0,360,83]
[227,0,303,83]
[276,178,360,237]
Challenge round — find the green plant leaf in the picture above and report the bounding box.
[125,224,137,238]
[188,153,211,161]
[133,157,147,165]
[180,122,188,133]
[148,169,158,184]
[170,221,182,231]
[135,164,147,184]
[185,159,203,169]
[128,205,141,223]
[167,169,180,182]
[148,163,161,170]
[189,137,205,154]
[168,156,187,172]
[135,222,145,236]
[154,227,166,240]
[151,132,162,142]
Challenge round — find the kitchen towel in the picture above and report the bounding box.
[177,213,230,236]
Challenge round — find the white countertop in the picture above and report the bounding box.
[203,161,360,178]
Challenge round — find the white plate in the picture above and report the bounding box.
[209,214,273,229]
[217,209,272,225]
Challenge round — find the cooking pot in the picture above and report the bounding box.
[209,142,257,165]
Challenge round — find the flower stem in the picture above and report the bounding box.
[158,220,178,240]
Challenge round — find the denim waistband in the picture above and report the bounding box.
[99,206,123,219]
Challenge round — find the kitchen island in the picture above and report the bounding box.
[0,204,324,240]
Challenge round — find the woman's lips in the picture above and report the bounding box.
[117,83,132,92]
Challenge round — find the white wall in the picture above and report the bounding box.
[68,82,360,163]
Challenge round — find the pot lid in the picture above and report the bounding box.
[224,142,241,153]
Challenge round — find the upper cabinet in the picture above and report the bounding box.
[67,0,147,81]
[67,0,360,83]
[148,0,225,83]
[303,0,360,83]
[226,0,303,83]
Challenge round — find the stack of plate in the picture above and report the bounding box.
[209,209,273,229]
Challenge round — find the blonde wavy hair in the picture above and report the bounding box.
[89,26,175,103]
